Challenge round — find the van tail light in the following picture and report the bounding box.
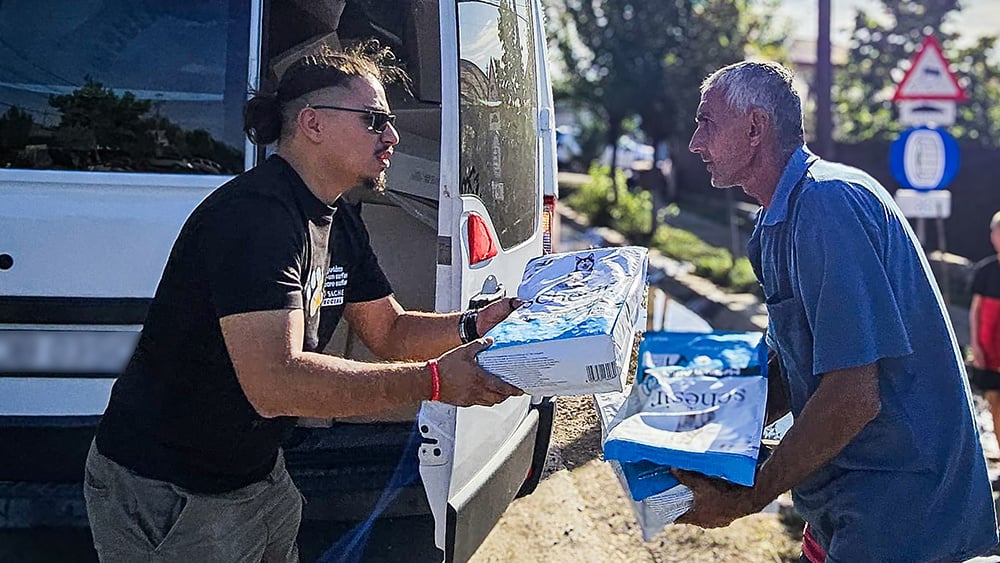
[542,195,556,254]
[468,212,498,265]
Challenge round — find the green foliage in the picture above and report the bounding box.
[565,166,759,293]
[728,257,759,293]
[546,0,785,153]
[652,225,729,283]
[648,223,759,293]
[22,78,243,172]
[951,36,1000,145]
[609,188,653,240]
[565,163,620,218]
[834,1,1000,147]
[566,164,652,239]
[0,106,34,163]
[0,106,34,143]
[643,0,787,145]
[50,79,153,156]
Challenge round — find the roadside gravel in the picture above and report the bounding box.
[469,395,802,563]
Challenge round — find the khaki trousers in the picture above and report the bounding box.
[84,441,302,563]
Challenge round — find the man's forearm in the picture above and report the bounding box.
[381,311,463,360]
[750,362,881,510]
[245,352,432,418]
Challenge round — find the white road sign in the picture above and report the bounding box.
[893,35,967,102]
[898,100,956,127]
[893,188,951,219]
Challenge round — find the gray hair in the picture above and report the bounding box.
[701,61,804,160]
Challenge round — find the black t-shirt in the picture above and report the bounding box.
[96,155,336,493]
[316,199,394,348]
[972,257,1000,299]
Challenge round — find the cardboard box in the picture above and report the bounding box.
[476,247,648,396]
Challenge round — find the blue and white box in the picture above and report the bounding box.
[476,247,648,396]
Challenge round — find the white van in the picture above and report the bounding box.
[0,1,558,560]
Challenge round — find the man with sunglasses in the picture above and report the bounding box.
[84,43,524,562]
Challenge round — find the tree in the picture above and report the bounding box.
[0,106,35,164]
[833,0,1000,147]
[43,79,241,172]
[640,0,783,151]
[545,0,781,194]
[950,35,1000,145]
[546,0,675,196]
[49,78,154,162]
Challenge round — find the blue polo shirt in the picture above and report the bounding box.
[747,147,997,562]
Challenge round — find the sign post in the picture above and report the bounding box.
[890,34,967,305]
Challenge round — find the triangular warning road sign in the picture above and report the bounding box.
[893,35,968,102]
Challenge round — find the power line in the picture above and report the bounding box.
[0,60,52,90]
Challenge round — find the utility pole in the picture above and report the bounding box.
[815,0,833,158]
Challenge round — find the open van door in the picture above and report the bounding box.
[419,0,555,560]
[264,0,556,559]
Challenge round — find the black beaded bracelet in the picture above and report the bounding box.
[458,309,480,344]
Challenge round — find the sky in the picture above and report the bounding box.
[774,0,1000,48]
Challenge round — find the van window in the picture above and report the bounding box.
[0,0,249,175]
[457,0,538,249]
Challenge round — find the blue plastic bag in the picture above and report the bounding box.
[594,387,694,540]
[602,331,768,487]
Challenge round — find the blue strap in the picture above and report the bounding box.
[316,422,423,563]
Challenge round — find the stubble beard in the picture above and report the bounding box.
[710,175,735,189]
[363,171,387,193]
[709,168,741,190]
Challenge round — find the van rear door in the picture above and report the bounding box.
[419,0,550,560]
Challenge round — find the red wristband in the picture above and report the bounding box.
[427,359,441,402]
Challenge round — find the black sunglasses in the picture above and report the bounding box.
[308,105,396,134]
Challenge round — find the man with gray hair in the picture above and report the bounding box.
[679,60,997,562]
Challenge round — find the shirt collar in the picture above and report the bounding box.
[270,154,337,223]
[761,146,819,226]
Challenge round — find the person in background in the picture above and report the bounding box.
[970,210,1000,481]
[679,60,998,563]
[84,42,523,562]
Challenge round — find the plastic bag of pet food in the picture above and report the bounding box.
[602,331,768,486]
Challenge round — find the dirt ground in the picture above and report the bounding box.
[469,395,803,563]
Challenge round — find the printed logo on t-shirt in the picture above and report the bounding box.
[307,266,324,317]
[323,264,348,307]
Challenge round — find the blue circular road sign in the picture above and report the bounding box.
[890,126,960,191]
